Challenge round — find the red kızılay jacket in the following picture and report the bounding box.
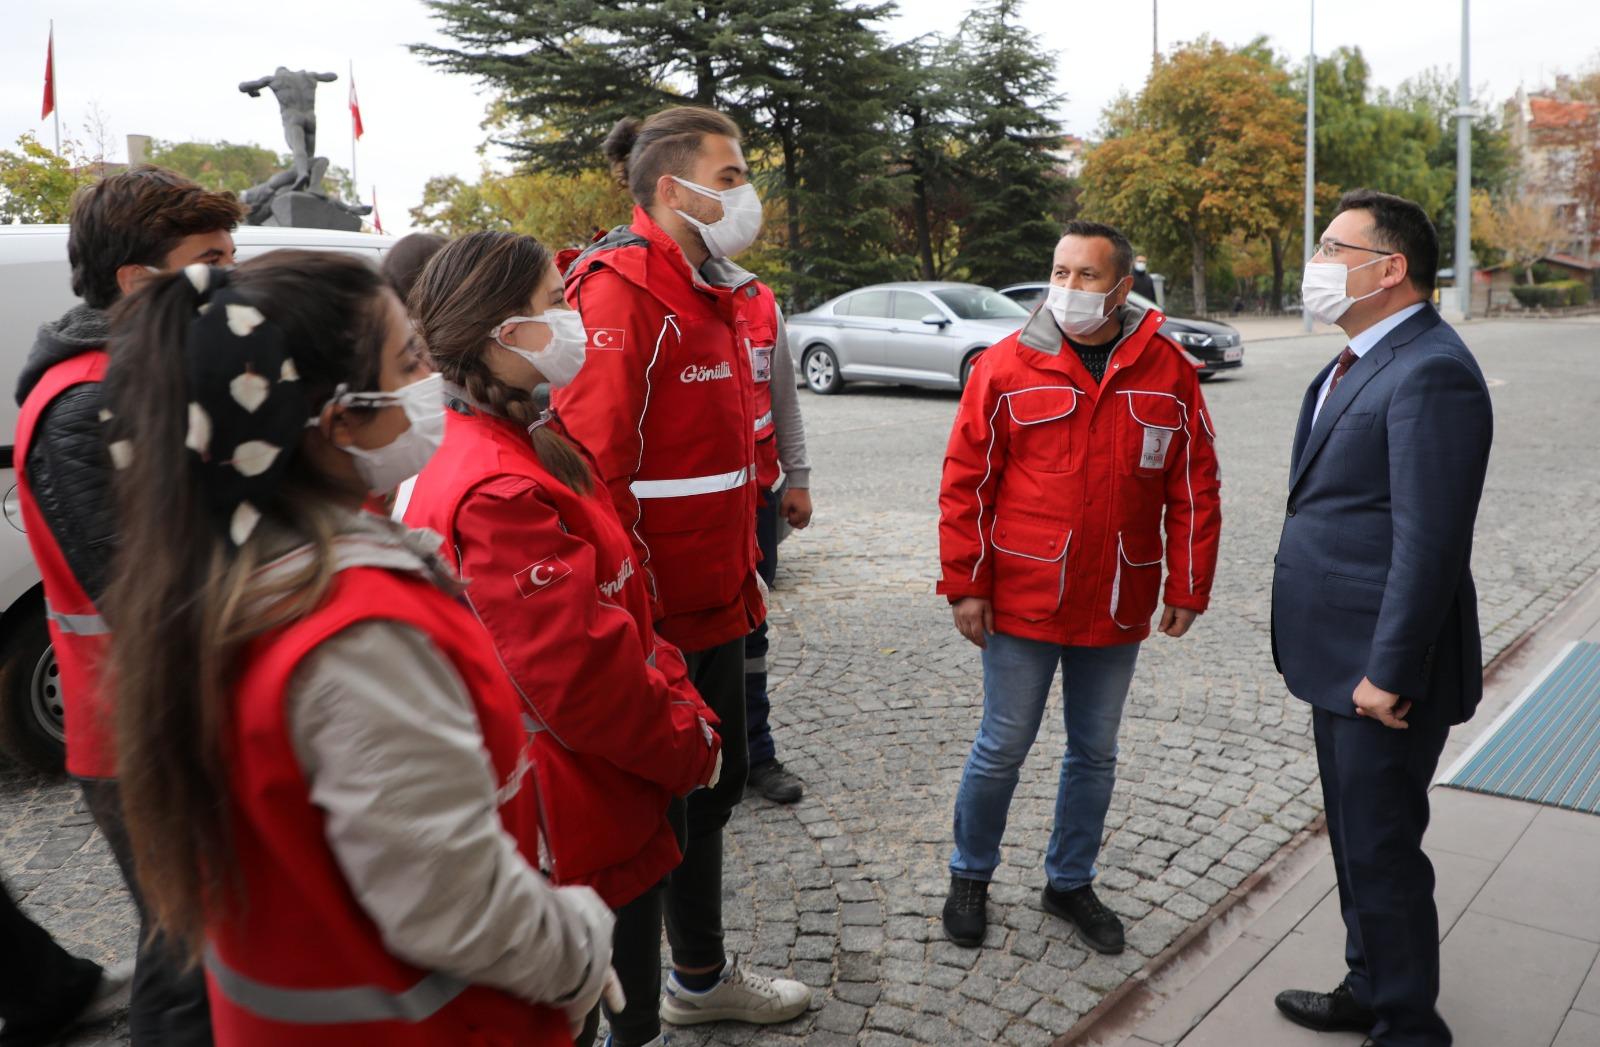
[937,304,1222,647]
[404,406,721,909]
[555,206,766,653]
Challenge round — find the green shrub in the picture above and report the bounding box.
[1510,281,1592,308]
[1511,283,1565,308]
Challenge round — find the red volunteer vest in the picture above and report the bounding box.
[206,567,569,1047]
[739,283,781,490]
[559,209,765,652]
[12,350,116,778]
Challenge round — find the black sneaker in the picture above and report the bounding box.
[1041,883,1125,954]
[942,875,988,948]
[746,759,804,804]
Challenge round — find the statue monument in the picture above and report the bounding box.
[238,66,371,231]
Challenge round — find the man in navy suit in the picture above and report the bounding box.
[1271,190,1493,1047]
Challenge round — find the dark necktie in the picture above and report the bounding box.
[1327,347,1359,398]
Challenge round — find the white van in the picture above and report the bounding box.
[0,224,392,772]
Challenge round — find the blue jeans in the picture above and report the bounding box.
[951,632,1141,892]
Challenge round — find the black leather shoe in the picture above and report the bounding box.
[1273,979,1377,1034]
[1042,883,1125,954]
[942,875,988,947]
[747,758,804,804]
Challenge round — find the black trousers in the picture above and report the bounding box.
[0,875,102,1046]
[78,779,213,1047]
[745,490,780,766]
[1313,706,1452,1047]
[665,636,749,969]
[601,802,687,1047]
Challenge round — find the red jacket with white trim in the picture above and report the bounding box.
[937,304,1222,647]
[13,350,116,778]
[404,407,720,908]
[209,566,570,1046]
[554,207,766,653]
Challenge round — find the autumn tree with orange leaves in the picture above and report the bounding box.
[1081,39,1305,314]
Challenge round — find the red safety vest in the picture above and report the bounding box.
[742,283,782,491]
[12,350,115,779]
[556,208,765,652]
[205,566,569,1047]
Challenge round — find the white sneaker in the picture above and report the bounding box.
[78,959,135,1026]
[659,957,811,1026]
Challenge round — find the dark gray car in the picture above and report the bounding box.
[787,282,1029,394]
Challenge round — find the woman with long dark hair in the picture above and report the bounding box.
[404,231,723,1047]
[103,250,615,1047]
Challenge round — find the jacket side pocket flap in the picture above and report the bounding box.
[992,515,1071,562]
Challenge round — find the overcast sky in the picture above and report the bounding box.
[3,0,1596,236]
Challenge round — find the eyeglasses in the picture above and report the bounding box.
[1315,238,1393,261]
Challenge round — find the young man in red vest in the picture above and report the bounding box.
[557,107,813,1036]
[937,220,1222,954]
[12,166,242,1045]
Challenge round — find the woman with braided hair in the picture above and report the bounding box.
[403,231,726,1047]
[102,250,615,1046]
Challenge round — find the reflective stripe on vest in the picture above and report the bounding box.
[205,945,468,1025]
[44,603,110,636]
[753,410,774,433]
[629,465,750,500]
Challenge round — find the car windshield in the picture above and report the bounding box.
[931,287,1030,320]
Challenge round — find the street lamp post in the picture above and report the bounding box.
[1303,0,1316,331]
[1454,0,1474,319]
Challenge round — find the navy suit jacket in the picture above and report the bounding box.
[1271,305,1493,726]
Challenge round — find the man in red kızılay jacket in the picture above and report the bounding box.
[936,220,1222,955]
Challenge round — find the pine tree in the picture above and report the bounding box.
[950,0,1067,288]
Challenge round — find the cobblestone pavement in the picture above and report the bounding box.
[4,318,1598,1046]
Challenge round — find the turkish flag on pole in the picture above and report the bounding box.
[372,187,383,235]
[41,26,56,120]
[349,75,364,140]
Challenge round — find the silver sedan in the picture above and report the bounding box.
[788,281,1030,394]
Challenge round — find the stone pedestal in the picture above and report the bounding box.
[264,191,363,232]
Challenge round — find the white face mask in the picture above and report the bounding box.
[1301,256,1391,324]
[492,309,588,388]
[671,177,763,259]
[1044,281,1122,338]
[319,372,445,494]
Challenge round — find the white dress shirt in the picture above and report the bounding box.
[1313,302,1426,424]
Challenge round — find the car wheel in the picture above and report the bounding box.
[1197,371,1216,382]
[960,349,985,390]
[804,345,843,395]
[0,600,66,775]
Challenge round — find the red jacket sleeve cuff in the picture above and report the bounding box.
[1162,588,1210,613]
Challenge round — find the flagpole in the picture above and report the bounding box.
[349,60,358,204]
[51,21,60,155]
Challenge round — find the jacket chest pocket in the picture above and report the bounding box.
[1117,391,1184,476]
[990,514,1072,622]
[738,311,778,386]
[1004,385,1081,473]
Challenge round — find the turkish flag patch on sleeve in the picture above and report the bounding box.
[514,556,572,598]
[588,328,626,351]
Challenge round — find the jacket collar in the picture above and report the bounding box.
[1016,302,1165,393]
[568,206,756,317]
[1289,304,1443,490]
